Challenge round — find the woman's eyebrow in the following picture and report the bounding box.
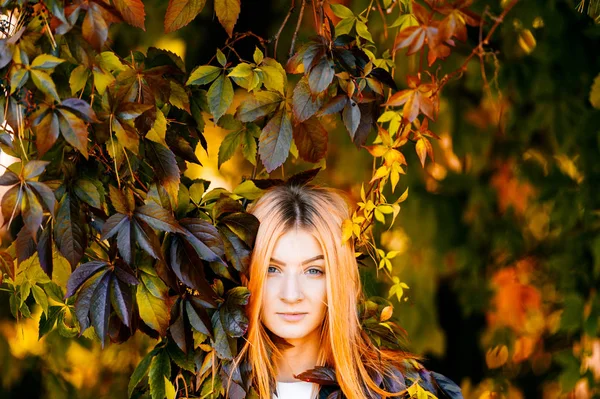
[269,255,324,265]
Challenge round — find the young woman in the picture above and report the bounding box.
[230,182,462,399]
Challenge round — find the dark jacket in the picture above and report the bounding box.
[293,361,463,399]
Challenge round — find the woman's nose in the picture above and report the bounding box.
[280,272,304,303]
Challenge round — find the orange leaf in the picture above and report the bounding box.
[113,0,146,30]
[364,145,388,157]
[403,91,420,122]
[384,89,413,107]
[380,305,393,322]
[164,0,207,33]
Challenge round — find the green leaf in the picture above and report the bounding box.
[218,129,242,169]
[228,63,253,78]
[259,60,286,94]
[31,70,61,101]
[148,351,171,399]
[9,67,29,95]
[39,306,62,339]
[253,47,264,65]
[207,74,234,123]
[330,3,354,18]
[31,54,65,70]
[242,124,259,165]
[128,350,155,398]
[232,180,263,200]
[356,20,374,42]
[236,91,282,122]
[137,278,170,335]
[214,0,241,37]
[92,67,115,96]
[258,110,293,173]
[31,284,49,316]
[216,49,227,67]
[74,179,102,209]
[97,52,126,72]
[164,0,207,33]
[186,65,222,86]
[335,18,355,36]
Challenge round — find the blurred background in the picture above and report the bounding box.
[1,0,599,397]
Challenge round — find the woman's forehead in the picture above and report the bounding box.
[270,229,324,263]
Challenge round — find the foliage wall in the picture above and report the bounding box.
[0,0,599,398]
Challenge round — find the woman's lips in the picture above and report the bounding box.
[277,313,307,322]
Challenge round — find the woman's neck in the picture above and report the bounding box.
[276,328,321,382]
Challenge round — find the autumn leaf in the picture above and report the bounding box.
[164,0,207,33]
[113,0,146,30]
[214,0,240,37]
[383,76,436,122]
[293,117,328,163]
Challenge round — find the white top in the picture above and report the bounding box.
[273,381,318,399]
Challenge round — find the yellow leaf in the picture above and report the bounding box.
[232,180,263,200]
[396,187,409,203]
[415,138,427,167]
[370,165,389,183]
[374,208,385,223]
[214,0,240,37]
[386,250,400,259]
[165,377,176,399]
[341,219,353,242]
[377,204,394,214]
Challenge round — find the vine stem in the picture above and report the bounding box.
[273,0,295,60]
[289,0,306,58]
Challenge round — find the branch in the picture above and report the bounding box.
[439,0,520,90]
[289,0,306,58]
[274,0,295,61]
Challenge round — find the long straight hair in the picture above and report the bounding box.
[231,183,416,399]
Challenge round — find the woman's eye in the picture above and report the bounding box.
[306,268,323,276]
[267,266,279,273]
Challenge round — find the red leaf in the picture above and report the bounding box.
[293,117,328,163]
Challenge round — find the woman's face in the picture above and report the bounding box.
[260,228,328,344]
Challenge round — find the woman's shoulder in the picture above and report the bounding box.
[296,360,463,399]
